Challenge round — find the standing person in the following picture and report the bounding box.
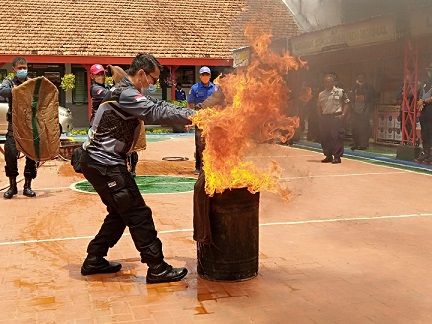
[349,73,375,150]
[89,64,110,124]
[188,66,216,173]
[317,74,350,164]
[80,53,195,283]
[0,57,37,199]
[175,82,186,101]
[416,63,432,163]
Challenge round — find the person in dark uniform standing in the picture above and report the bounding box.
[0,57,37,199]
[318,74,350,164]
[175,82,186,101]
[90,64,139,176]
[80,53,195,283]
[416,63,432,164]
[349,73,375,150]
[188,66,216,173]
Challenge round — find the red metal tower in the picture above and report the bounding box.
[401,40,419,146]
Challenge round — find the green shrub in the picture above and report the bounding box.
[145,127,172,134]
[71,128,89,136]
[170,100,188,108]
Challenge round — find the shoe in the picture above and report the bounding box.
[321,156,333,163]
[146,261,188,284]
[416,152,428,163]
[23,177,36,197]
[332,157,342,164]
[81,255,122,276]
[3,177,17,199]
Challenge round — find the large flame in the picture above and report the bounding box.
[193,28,308,196]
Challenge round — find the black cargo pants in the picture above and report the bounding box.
[80,151,164,265]
[4,130,37,179]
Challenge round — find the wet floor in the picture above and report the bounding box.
[0,136,432,323]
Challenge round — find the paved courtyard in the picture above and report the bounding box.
[0,135,431,323]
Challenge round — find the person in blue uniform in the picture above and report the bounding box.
[187,66,216,173]
[175,83,186,101]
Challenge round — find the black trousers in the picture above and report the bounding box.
[351,112,370,148]
[127,151,138,170]
[80,152,163,265]
[419,107,432,151]
[4,131,37,179]
[195,126,205,170]
[320,115,345,158]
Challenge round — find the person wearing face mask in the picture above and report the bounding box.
[188,66,216,174]
[0,57,37,199]
[416,63,432,164]
[349,73,376,150]
[79,53,195,283]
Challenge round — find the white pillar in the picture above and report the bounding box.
[65,64,73,104]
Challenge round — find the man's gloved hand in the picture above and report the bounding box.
[107,65,128,84]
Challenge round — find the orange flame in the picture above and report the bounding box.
[193,28,306,196]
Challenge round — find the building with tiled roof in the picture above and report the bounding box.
[0,0,298,125]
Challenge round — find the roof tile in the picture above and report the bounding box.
[0,0,298,59]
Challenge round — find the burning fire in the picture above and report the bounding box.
[193,27,308,196]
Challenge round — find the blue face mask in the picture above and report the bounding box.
[142,73,158,94]
[16,69,28,79]
[147,84,157,93]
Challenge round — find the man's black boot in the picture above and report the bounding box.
[332,157,342,164]
[146,261,188,284]
[81,255,122,276]
[416,147,430,163]
[321,156,333,163]
[3,177,18,199]
[23,177,36,197]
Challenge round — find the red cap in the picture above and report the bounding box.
[90,64,105,75]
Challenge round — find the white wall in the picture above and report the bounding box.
[282,0,343,32]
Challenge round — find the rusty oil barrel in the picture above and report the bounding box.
[197,188,259,281]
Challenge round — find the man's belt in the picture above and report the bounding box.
[322,112,343,116]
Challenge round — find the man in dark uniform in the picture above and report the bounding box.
[0,57,37,199]
[318,74,350,164]
[349,73,375,150]
[80,53,194,284]
[188,66,216,174]
[90,64,139,176]
[175,82,186,101]
[416,63,432,163]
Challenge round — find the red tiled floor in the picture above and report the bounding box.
[0,136,432,323]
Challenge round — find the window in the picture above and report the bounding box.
[72,68,88,104]
[175,67,195,87]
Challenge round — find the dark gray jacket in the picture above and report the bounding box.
[83,77,195,165]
